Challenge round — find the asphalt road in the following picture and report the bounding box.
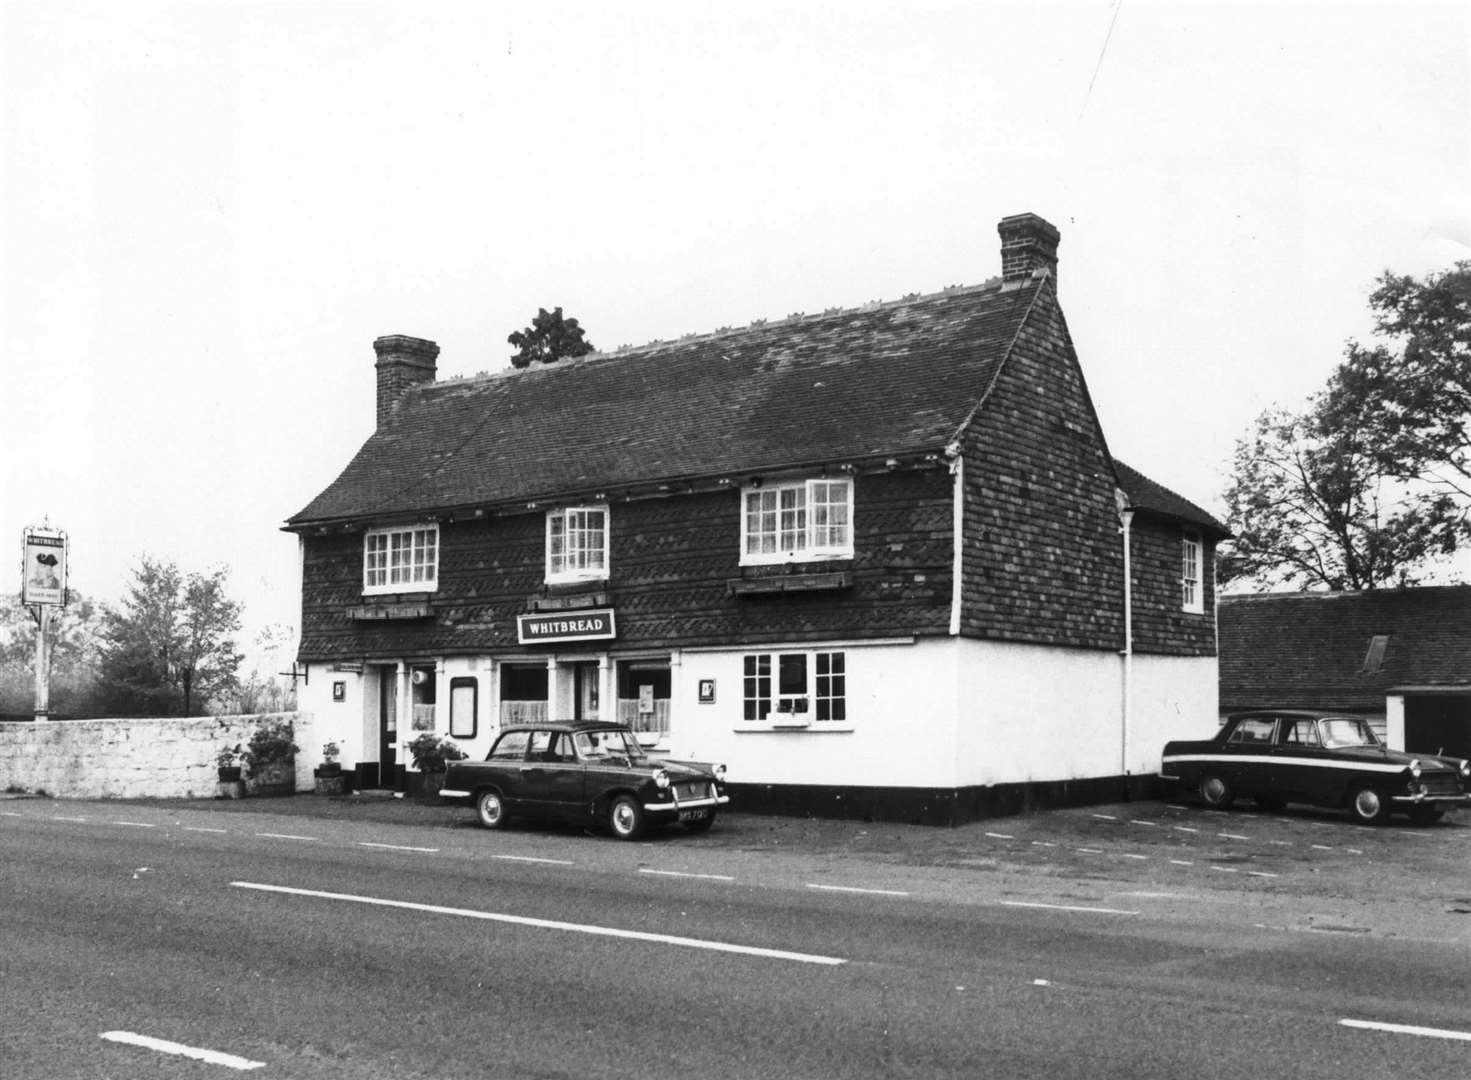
[2,798,1469,1079]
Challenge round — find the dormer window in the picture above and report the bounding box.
[740,478,853,564]
[547,506,609,583]
[1181,530,1204,613]
[363,524,438,595]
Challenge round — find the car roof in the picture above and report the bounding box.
[1227,710,1362,721]
[493,720,631,736]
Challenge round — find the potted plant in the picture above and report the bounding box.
[215,744,245,799]
[243,717,300,797]
[314,741,346,796]
[406,733,467,800]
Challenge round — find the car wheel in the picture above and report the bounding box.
[684,812,716,834]
[1408,805,1445,826]
[608,794,645,841]
[1348,784,1391,824]
[475,789,508,830]
[1199,774,1235,809]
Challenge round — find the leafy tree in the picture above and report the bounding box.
[1319,262,1471,514]
[508,306,594,368]
[0,592,106,717]
[96,558,243,716]
[1221,405,1458,591]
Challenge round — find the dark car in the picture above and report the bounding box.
[1162,709,1471,824]
[440,720,730,840]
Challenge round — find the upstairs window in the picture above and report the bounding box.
[363,524,438,594]
[741,478,853,564]
[1181,531,1204,614]
[547,506,609,583]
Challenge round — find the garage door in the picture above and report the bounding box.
[1404,694,1471,759]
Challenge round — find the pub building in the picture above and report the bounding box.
[285,213,1229,823]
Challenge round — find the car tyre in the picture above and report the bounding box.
[609,794,645,841]
[475,789,508,830]
[684,812,716,834]
[1199,774,1235,809]
[1348,784,1391,825]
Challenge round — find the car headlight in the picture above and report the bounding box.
[714,764,727,781]
[1461,760,1471,779]
[652,768,671,790]
[1409,759,1422,779]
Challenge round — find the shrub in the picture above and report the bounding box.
[406,733,467,773]
[243,718,299,779]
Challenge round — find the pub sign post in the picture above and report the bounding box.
[20,526,68,721]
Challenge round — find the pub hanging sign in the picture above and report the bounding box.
[517,607,617,645]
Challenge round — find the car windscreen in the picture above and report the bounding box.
[574,729,649,765]
[1318,718,1379,749]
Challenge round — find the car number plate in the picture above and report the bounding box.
[678,808,708,822]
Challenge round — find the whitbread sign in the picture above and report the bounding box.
[21,527,67,607]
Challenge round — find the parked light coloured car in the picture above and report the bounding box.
[1162,709,1471,824]
[441,720,730,840]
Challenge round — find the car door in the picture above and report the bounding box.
[1220,714,1278,799]
[519,731,585,821]
[1270,716,1328,801]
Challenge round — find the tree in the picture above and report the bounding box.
[0,592,106,717]
[1319,262,1471,515]
[96,558,243,716]
[1221,405,1458,591]
[507,306,594,368]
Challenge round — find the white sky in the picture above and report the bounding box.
[2,0,1468,669]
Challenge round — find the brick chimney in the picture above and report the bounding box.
[374,334,439,428]
[997,213,1060,287]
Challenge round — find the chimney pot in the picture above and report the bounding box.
[997,212,1061,288]
[374,334,439,428]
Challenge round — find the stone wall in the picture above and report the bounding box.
[0,712,314,799]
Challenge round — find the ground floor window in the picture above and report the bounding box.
[500,663,548,725]
[743,650,846,722]
[617,661,671,735]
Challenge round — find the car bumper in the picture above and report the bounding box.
[1390,792,1471,806]
[645,793,730,814]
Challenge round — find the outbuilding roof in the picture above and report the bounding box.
[1219,586,1471,712]
[1113,460,1230,537]
[287,276,1048,528]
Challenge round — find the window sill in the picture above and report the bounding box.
[733,724,855,734]
[727,571,852,596]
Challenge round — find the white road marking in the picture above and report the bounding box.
[1001,900,1138,916]
[1217,832,1250,840]
[493,854,574,866]
[1031,841,1058,848]
[2,811,24,817]
[1173,826,1199,833]
[1076,847,1103,854]
[254,832,316,842]
[1268,840,1292,846]
[640,868,735,881]
[1091,814,1117,821]
[1247,871,1279,878]
[1129,820,1159,827]
[1346,848,1363,855]
[100,1031,264,1071]
[113,821,157,828]
[1169,859,1194,866]
[185,827,229,834]
[1209,866,1240,873]
[230,881,846,965]
[984,832,1013,839]
[806,883,910,897]
[52,815,88,822]
[1312,844,1334,850]
[358,841,439,853]
[1340,1018,1471,1043]
[1119,854,1148,861]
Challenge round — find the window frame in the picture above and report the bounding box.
[1181,530,1204,614]
[739,478,853,565]
[741,649,849,728]
[362,523,439,596]
[546,505,610,584]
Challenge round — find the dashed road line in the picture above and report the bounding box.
[1076,847,1103,854]
[52,815,88,823]
[101,1031,264,1071]
[984,832,1013,840]
[185,826,229,834]
[640,868,735,882]
[231,881,847,965]
[1129,820,1160,827]
[493,854,574,866]
[1173,826,1199,833]
[1210,866,1240,874]
[358,841,439,853]
[1001,900,1139,916]
[806,883,910,897]
[1340,1018,1471,1043]
[1217,832,1251,840]
[113,821,157,829]
[254,832,317,842]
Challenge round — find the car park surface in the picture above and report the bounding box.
[1161,709,1471,824]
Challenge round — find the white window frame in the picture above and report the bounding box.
[546,505,609,584]
[363,524,439,595]
[740,478,853,565]
[741,649,848,728]
[1181,531,1204,614]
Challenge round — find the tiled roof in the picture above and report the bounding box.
[1219,586,1471,711]
[1113,461,1230,537]
[288,278,1047,527]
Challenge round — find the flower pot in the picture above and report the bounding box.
[316,761,343,777]
[251,761,296,798]
[217,766,243,782]
[313,767,347,796]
